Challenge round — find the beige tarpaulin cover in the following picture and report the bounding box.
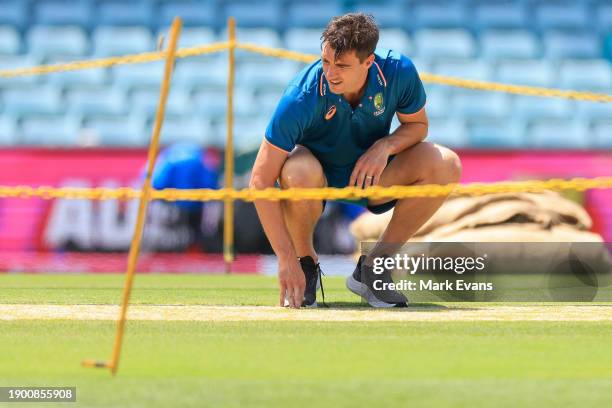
[350,191,602,243]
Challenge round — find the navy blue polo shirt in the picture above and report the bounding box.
[265,48,426,188]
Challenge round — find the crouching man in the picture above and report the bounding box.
[249,13,461,308]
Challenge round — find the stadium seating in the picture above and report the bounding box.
[480,30,539,60]
[83,114,147,146]
[0,1,28,30]
[414,29,476,59]
[92,26,153,57]
[27,26,89,59]
[21,115,81,145]
[528,119,590,149]
[0,0,609,149]
[0,26,20,55]
[34,1,92,27]
[0,116,17,145]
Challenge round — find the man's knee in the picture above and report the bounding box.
[279,148,326,188]
[412,142,462,185]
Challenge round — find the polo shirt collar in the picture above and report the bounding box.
[318,60,387,99]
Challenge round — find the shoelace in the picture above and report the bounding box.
[316,263,328,308]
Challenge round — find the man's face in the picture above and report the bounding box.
[321,43,373,96]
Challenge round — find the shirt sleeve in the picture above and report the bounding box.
[264,86,311,153]
[396,55,427,115]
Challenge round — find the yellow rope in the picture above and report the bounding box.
[1,177,611,202]
[0,42,230,77]
[0,41,610,102]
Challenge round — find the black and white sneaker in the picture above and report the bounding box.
[284,256,325,308]
[346,255,408,308]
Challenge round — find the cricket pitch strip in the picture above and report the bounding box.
[2,304,612,321]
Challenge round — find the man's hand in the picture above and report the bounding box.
[349,138,391,188]
[278,257,306,308]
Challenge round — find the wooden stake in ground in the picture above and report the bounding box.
[82,17,183,376]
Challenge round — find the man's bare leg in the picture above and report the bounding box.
[368,141,462,257]
[279,146,327,262]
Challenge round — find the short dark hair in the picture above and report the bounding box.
[321,13,379,63]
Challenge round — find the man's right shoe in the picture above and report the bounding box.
[346,255,408,308]
[283,256,324,308]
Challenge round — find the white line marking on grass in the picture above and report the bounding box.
[1,305,612,321]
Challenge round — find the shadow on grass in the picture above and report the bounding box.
[321,301,451,311]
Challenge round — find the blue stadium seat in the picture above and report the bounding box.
[559,59,612,91]
[193,87,255,118]
[467,119,526,148]
[576,100,612,121]
[157,0,218,29]
[536,4,589,31]
[236,60,300,89]
[232,116,270,153]
[422,86,449,119]
[528,119,589,149]
[214,115,269,152]
[97,1,154,28]
[593,121,612,148]
[112,61,164,90]
[3,86,63,116]
[497,60,555,86]
[224,27,282,61]
[286,1,343,28]
[378,29,412,55]
[224,1,282,29]
[130,88,192,117]
[0,116,18,145]
[47,64,107,88]
[451,91,510,120]
[0,56,42,86]
[480,30,540,60]
[0,26,20,55]
[427,118,469,147]
[413,3,467,30]
[93,26,153,57]
[27,26,89,58]
[543,31,600,59]
[165,27,217,51]
[20,115,81,146]
[173,59,227,88]
[432,58,493,81]
[66,87,126,116]
[160,116,213,145]
[513,96,573,120]
[34,1,92,27]
[349,2,405,28]
[0,1,28,30]
[83,114,147,146]
[414,29,476,59]
[473,3,528,30]
[254,87,284,116]
[605,35,612,63]
[597,5,612,35]
[284,28,324,55]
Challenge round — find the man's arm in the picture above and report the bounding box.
[349,107,428,187]
[249,140,305,308]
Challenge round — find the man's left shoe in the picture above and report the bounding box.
[346,255,408,308]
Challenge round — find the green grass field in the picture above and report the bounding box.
[2,274,612,407]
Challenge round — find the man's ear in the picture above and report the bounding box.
[364,53,375,68]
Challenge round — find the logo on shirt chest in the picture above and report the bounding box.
[373,92,385,116]
[325,105,337,120]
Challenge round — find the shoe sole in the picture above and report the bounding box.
[346,275,406,308]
